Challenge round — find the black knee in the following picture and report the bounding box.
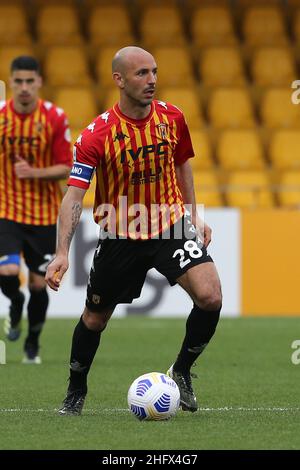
[0,275,20,299]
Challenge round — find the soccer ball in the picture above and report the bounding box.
[127,372,180,421]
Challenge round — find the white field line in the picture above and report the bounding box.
[0,406,299,413]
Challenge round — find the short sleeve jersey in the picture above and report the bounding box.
[69,100,194,239]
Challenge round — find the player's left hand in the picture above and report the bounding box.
[195,213,212,248]
[14,156,36,179]
[202,222,212,247]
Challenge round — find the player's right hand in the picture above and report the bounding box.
[45,255,69,291]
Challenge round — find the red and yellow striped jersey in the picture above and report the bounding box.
[68,100,194,239]
[0,99,72,225]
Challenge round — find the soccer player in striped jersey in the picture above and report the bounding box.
[0,56,72,363]
[46,46,222,415]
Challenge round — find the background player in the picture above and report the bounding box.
[0,56,72,363]
[46,46,222,414]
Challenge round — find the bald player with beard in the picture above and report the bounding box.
[46,46,222,416]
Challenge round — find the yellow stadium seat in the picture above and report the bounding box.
[217,129,265,170]
[193,170,223,206]
[200,47,246,87]
[158,87,204,130]
[292,9,300,43]
[251,47,296,87]
[37,6,82,46]
[140,6,186,47]
[237,0,281,6]
[191,7,237,47]
[136,0,178,7]
[261,88,300,128]
[187,0,231,8]
[0,46,35,86]
[226,170,274,208]
[269,129,300,169]
[209,87,256,128]
[53,87,98,129]
[189,130,214,171]
[278,171,300,207]
[152,47,195,87]
[101,87,120,111]
[44,47,91,87]
[95,47,119,88]
[88,6,134,47]
[243,6,289,47]
[0,6,31,45]
[33,0,75,5]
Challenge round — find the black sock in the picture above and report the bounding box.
[26,288,48,346]
[69,315,102,392]
[174,304,221,373]
[0,275,24,326]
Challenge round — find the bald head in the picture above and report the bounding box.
[112,46,154,74]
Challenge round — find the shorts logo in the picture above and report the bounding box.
[157,123,168,140]
[92,294,101,304]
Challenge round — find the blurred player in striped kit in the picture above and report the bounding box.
[0,56,72,363]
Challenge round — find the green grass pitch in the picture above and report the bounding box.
[0,316,299,450]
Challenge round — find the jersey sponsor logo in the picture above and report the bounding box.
[131,166,162,185]
[113,132,129,142]
[70,162,95,183]
[120,141,168,164]
[1,136,40,147]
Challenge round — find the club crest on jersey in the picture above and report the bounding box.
[35,122,43,133]
[157,123,168,140]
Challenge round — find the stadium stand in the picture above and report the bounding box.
[0,5,31,45]
[1,0,300,208]
[158,87,204,130]
[226,170,274,208]
[140,5,186,48]
[208,87,256,128]
[199,46,247,87]
[217,130,266,170]
[36,5,83,46]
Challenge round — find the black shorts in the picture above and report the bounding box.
[86,214,213,312]
[0,218,56,275]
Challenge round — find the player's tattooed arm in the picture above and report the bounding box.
[65,201,82,249]
[56,187,86,254]
[45,186,86,290]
